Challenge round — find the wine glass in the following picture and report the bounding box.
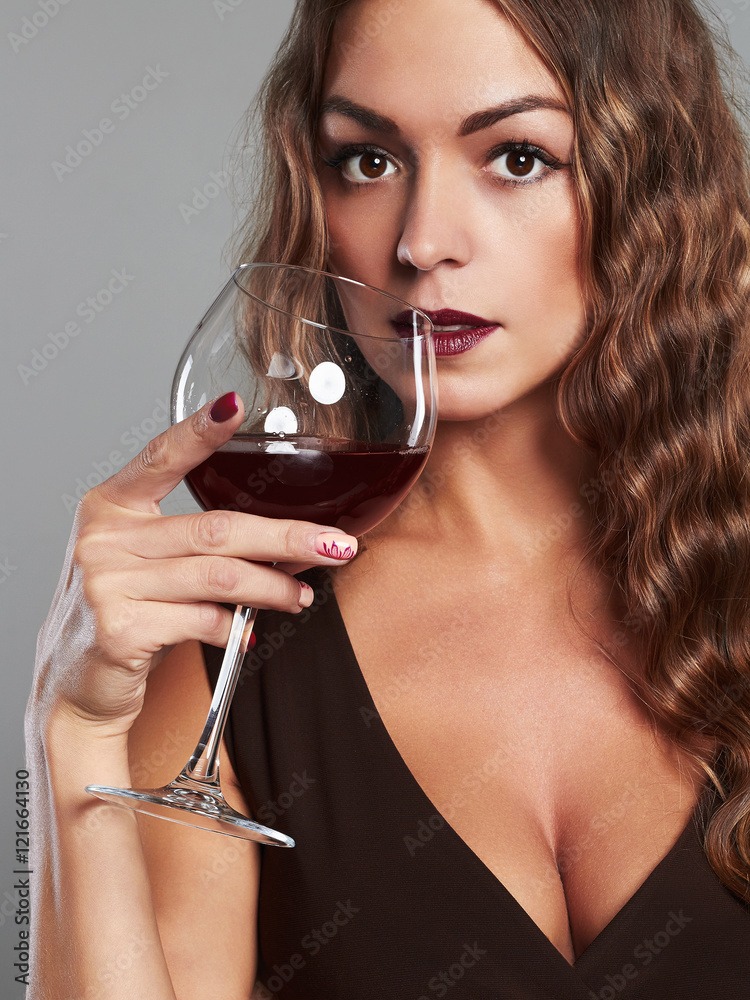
[86,262,436,845]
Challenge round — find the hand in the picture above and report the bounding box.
[29,393,357,737]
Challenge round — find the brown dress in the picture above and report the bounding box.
[202,568,750,999]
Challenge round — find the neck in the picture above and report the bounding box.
[393,383,599,565]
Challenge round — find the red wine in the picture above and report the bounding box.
[185,435,429,536]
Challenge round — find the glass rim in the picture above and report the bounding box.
[232,262,434,343]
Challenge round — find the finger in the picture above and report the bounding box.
[96,392,245,513]
[82,600,239,672]
[137,601,238,653]
[116,557,313,613]
[122,509,358,565]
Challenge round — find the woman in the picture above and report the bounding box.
[27,0,750,997]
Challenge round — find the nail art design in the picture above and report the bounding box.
[321,539,354,560]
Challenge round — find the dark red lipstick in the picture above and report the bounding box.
[393,308,499,357]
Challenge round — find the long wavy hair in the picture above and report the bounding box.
[227,0,750,902]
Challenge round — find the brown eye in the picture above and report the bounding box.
[487,146,547,184]
[340,149,397,183]
[506,150,535,177]
[358,153,388,179]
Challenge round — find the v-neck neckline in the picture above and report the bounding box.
[316,568,710,976]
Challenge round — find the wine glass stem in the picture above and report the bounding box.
[181,604,257,785]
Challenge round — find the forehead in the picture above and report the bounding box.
[322,0,564,129]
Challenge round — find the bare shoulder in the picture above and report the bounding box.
[128,640,260,1000]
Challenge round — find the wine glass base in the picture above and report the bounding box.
[85,783,295,847]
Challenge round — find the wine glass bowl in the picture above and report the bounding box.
[85,263,436,844]
[177,264,436,534]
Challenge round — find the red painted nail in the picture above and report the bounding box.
[209,392,239,423]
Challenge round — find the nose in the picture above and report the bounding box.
[396,161,472,271]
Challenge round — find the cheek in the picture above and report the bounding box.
[504,190,584,351]
[322,185,399,279]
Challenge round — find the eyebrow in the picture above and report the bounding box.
[318,94,570,137]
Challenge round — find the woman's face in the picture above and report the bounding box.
[317,0,586,422]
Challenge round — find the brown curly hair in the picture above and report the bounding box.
[226,0,750,902]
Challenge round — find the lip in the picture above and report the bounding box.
[392,308,499,357]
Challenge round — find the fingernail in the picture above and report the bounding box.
[298,582,314,608]
[315,532,357,561]
[209,392,239,423]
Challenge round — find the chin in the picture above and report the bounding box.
[435,377,558,426]
[435,391,512,425]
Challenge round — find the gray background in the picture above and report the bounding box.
[0,2,295,993]
[0,1,747,994]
